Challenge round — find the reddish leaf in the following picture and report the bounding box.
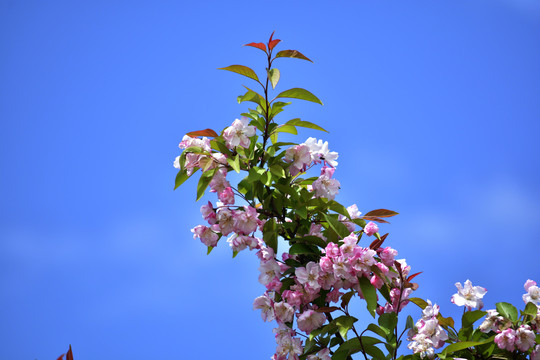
[56,354,65,360]
[244,42,267,52]
[394,260,402,273]
[361,216,390,224]
[370,233,388,249]
[269,31,275,43]
[363,209,399,218]
[185,128,219,138]
[269,39,281,51]
[315,306,340,313]
[407,272,423,282]
[66,345,73,360]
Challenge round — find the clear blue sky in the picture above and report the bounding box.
[1,1,539,359]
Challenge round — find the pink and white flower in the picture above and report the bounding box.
[451,280,487,310]
[295,262,322,292]
[307,348,331,360]
[191,225,219,247]
[312,167,340,200]
[297,309,326,334]
[515,325,535,352]
[523,279,540,306]
[274,301,295,323]
[304,137,338,167]
[363,221,379,236]
[223,117,256,149]
[253,294,275,322]
[284,144,312,176]
[494,328,516,351]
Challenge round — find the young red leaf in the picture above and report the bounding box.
[269,31,275,43]
[185,129,219,138]
[361,216,390,224]
[269,39,281,50]
[56,355,65,360]
[66,345,74,360]
[407,272,423,282]
[363,209,399,218]
[315,306,340,313]
[244,42,267,52]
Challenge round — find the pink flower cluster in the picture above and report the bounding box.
[407,300,448,359]
[494,325,536,352]
[175,134,228,175]
[251,228,412,359]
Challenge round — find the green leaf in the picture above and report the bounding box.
[333,336,382,360]
[441,336,495,357]
[227,155,241,173]
[207,246,214,255]
[272,124,297,135]
[268,68,280,89]
[364,344,386,360]
[340,290,355,308]
[174,168,191,190]
[269,101,291,119]
[324,214,351,239]
[218,64,259,82]
[296,206,307,219]
[276,88,323,105]
[496,302,518,322]
[328,201,350,218]
[275,49,313,62]
[238,88,265,108]
[462,310,487,328]
[334,315,358,339]
[359,277,377,317]
[378,312,398,335]
[285,118,328,132]
[523,301,538,316]
[405,315,414,330]
[289,243,319,255]
[196,168,217,201]
[269,164,286,178]
[263,219,278,253]
[409,297,429,310]
[367,323,387,338]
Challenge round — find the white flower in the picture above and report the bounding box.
[173,155,181,169]
[223,116,256,148]
[253,294,275,322]
[523,279,540,306]
[295,262,321,291]
[451,280,487,310]
[304,137,338,167]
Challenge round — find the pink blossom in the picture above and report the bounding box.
[531,345,540,360]
[233,205,259,235]
[515,325,535,352]
[364,221,379,236]
[218,186,235,205]
[340,233,358,256]
[191,225,219,247]
[274,301,295,323]
[307,348,331,360]
[295,262,321,292]
[325,288,343,303]
[304,137,338,167]
[200,201,216,225]
[179,135,211,152]
[284,144,312,176]
[307,223,327,241]
[312,168,340,200]
[297,310,326,334]
[209,168,230,194]
[266,277,282,292]
[370,274,385,289]
[282,290,304,308]
[253,294,275,322]
[523,279,540,306]
[380,247,398,267]
[451,280,487,310]
[223,117,256,149]
[256,246,275,262]
[494,328,516,351]
[259,259,282,286]
[227,233,259,252]
[216,208,235,235]
[324,242,341,259]
[350,247,377,276]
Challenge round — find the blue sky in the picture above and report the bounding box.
[1,1,539,359]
